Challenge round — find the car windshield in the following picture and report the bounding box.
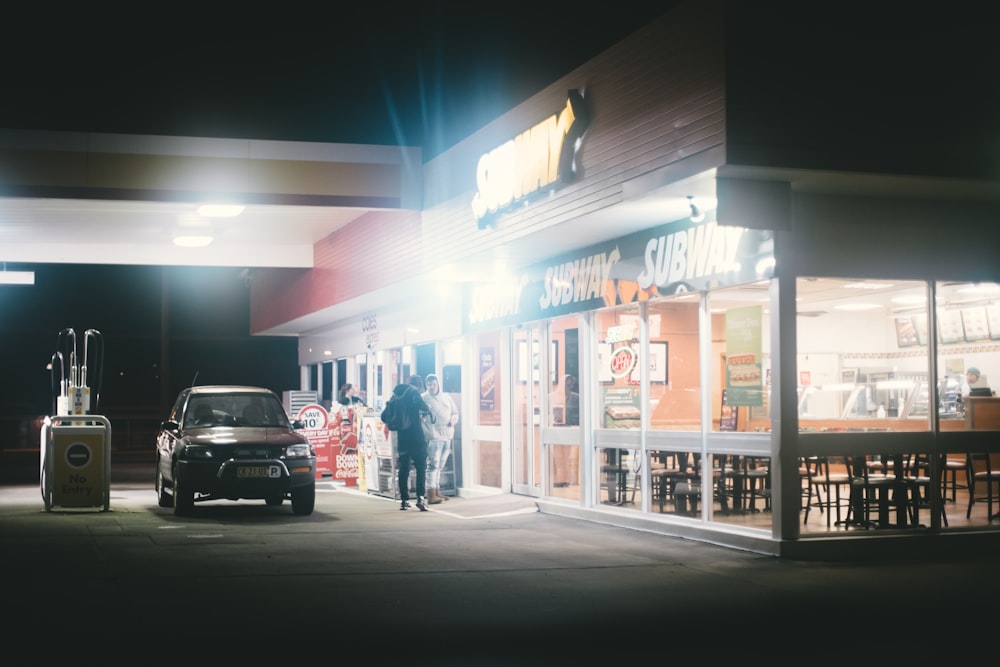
[184,394,290,428]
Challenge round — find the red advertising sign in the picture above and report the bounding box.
[297,404,334,480]
[329,404,360,487]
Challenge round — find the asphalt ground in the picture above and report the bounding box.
[1,457,997,664]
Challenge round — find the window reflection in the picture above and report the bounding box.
[936,281,999,429]
[596,305,642,431]
[597,447,641,510]
[796,278,931,432]
[648,298,701,431]
[708,284,770,432]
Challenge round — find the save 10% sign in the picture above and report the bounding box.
[297,404,330,431]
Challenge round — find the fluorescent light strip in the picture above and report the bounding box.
[0,270,35,285]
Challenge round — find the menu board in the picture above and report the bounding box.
[961,306,990,342]
[987,304,1000,340]
[894,317,919,348]
[913,313,929,345]
[937,309,965,344]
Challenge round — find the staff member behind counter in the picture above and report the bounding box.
[961,366,989,397]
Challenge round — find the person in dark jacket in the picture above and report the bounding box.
[393,378,432,511]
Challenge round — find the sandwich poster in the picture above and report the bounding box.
[725,305,764,407]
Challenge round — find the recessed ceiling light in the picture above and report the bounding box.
[197,204,245,218]
[0,270,34,285]
[957,283,1000,295]
[833,303,882,311]
[891,295,926,305]
[173,235,214,247]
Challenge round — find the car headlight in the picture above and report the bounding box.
[185,445,214,459]
[284,443,313,459]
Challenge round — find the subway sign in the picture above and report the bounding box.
[471,89,590,229]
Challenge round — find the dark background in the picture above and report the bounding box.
[0,266,301,449]
[5,3,997,445]
[0,5,671,447]
[0,3,669,159]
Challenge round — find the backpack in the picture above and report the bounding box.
[380,394,411,432]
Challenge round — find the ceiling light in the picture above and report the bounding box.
[173,235,214,247]
[197,204,245,218]
[174,213,214,246]
[844,281,894,290]
[891,294,926,305]
[0,269,34,285]
[687,196,705,222]
[833,303,882,311]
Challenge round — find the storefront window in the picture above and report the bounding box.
[647,296,702,432]
[646,449,701,516]
[597,447,641,509]
[796,277,931,432]
[794,278,1000,535]
[595,304,643,431]
[935,281,999,431]
[708,283,770,432]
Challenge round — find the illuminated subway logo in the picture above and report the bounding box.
[471,90,590,229]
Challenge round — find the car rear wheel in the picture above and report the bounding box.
[173,471,194,516]
[156,466,172,508]
[291,483,315,515]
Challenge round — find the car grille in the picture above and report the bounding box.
[232,447,280,459]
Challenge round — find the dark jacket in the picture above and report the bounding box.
[392,383,430,454]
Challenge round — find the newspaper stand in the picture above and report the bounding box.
[39,327,110,512]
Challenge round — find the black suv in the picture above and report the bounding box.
[155,386,316,515]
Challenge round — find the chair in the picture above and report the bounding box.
[649,453,689,513]
[966,452,1000,521]
[900,453,947,527]
[845,455,903,528]
[739,456,771,512]
[941,454,967,502]
[800,458,816,515]
[803,456,851,527]
[600,449,630,505]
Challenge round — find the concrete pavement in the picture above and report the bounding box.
[1,456,996,664]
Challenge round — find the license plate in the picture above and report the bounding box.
[237,466,277,479]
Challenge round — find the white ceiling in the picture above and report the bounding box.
[0,197,370,268]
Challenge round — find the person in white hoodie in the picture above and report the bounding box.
[421,373,459,504]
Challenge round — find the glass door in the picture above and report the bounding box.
[545,315,582,500]
[512,325,542,495]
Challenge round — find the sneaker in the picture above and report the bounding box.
[400,501,411,510]
[416,497,428,512]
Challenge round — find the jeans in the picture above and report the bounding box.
[426,439,452,490]
[397,448,426,501]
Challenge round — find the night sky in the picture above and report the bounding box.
[0,4,673,432]
[1,3,670,159]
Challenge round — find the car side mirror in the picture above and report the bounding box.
[291,419,304,430]
[161,420,179,431]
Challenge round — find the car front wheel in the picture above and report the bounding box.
[156,466,172,508]
[173,470,194,516]
[291,483,315,515]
